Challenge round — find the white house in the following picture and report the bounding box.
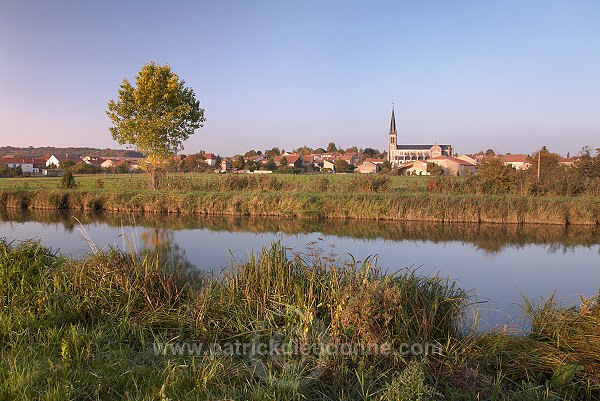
[43,155,62,167]
[500,154,531,170]
[402,160,429,176]
[203,153,217,167]
[0,158,35,173]
[322,159,335,171]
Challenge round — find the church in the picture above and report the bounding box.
[387,108,454,167]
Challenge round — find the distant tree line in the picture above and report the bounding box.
[0,146,143,159]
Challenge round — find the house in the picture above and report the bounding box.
[100,159,117,169]
[84,157,106,166]
[500,154,531,170]
[402,160,429,176]
[245,155,264,164]
[557,157,579,167]
[302,155,315,168]
[173,154,187,162]
[220,159,231,173]
[357,161,380,174]
[41,154,62,168]
[322,159,335,171]
[203,153,217,167]
[274,154,303,168]
[456,154,478,165]
[339,153,360,167]
[364,158,385,165]
[0,157,35,173]
[428,156,477,176]
[32,158,47,173]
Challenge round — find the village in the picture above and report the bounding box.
[0,145,582,178]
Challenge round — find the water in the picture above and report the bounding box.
[1,210,599,330]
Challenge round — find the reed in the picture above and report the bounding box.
[1,188,598,225]
[1,239,599,399]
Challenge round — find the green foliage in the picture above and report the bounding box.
[350,174,391,192]
[576,148,600,178]
[333,159,349,173]
[471,157,518,194]
[380,361,437,401]
[106,62,205,189]
[0,166,22,178]
[71,162,102,174]
[60,160,76,170]
[59,171,77,189]
[106,62,205,158]
[426,162,444,176]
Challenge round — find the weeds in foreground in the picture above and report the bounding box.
[0,239,598,400]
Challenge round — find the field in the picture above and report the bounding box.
[0,173,428,192]
[1,239,599,400]
[0,173,598,225]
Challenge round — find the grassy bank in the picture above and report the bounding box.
[1,239,599,400]
[1,187,599,225]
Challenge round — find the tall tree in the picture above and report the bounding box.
[106,62,205,189]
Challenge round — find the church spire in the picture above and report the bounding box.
[390,105,397,134]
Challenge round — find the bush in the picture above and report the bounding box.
[59,171,77,189]
[350,174,391,192]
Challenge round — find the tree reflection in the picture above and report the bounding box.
[137,228,196,271]
[2,209,599,255]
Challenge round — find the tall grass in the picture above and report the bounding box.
[1,188,598,225]
[0,239,599,399]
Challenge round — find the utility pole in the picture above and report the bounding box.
[537,151,541,183]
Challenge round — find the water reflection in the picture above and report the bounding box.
[137,228,195,273]
[2,209,599,255]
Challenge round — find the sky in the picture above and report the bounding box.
[1,0,599,156]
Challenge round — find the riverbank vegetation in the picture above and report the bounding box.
[0,239,598,400]
[0,172,598,225]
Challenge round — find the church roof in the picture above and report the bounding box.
[390,108,396,134]
[394,144,452,150]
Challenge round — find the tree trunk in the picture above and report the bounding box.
[150,167,159,190]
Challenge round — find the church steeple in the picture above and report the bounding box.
[388,105,397,166]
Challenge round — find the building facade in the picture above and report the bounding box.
[387,108,454,167]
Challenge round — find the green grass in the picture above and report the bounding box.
[1,174,598,225]
[0,239,598,400]
[0,173,429,192]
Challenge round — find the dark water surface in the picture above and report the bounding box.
[1,210,599,329]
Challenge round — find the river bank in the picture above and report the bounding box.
[1,239,598,400]
[1,188,599,225]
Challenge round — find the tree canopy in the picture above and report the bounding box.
[106,62,205,188]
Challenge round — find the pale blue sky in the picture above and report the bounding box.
[1,0,599,156]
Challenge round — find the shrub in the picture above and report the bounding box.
[59,171,77,189]
[350,175,391,192]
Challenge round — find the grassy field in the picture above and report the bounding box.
[1,239,598,400]
[0,174,598,225]
[0,173,429,192]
